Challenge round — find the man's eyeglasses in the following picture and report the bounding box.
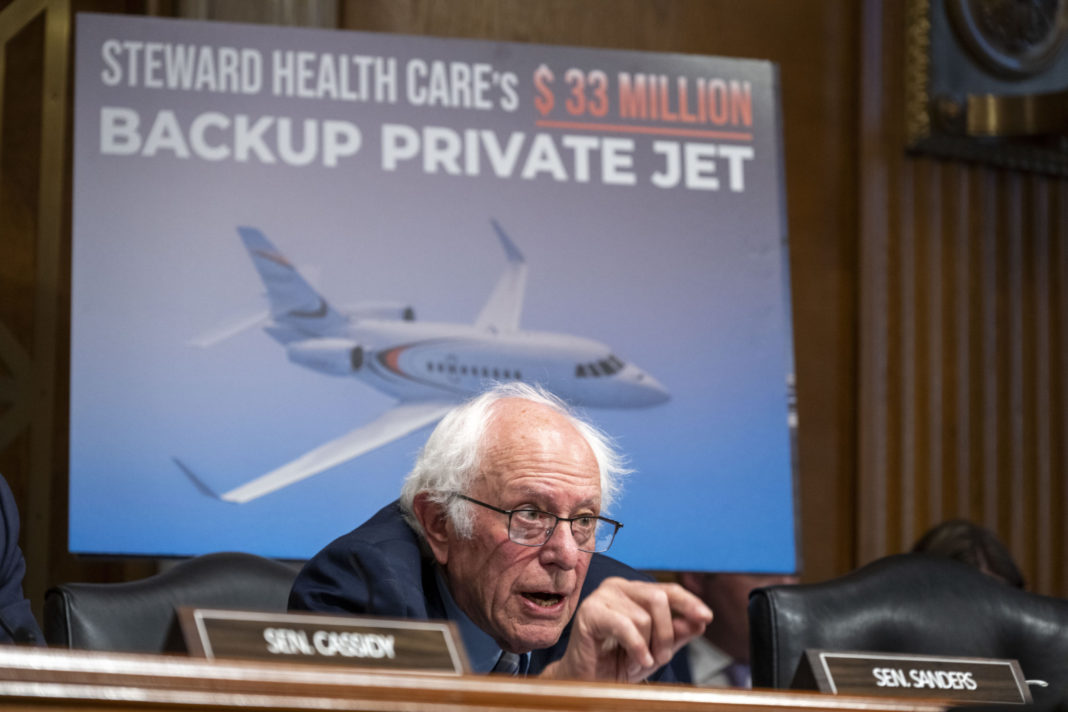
[453,494,622,553]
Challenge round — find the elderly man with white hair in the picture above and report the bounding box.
[289,382,711,681]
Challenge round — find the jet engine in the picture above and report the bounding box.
[286,338,365,376]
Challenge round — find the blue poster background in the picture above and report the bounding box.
[70,13,796,572]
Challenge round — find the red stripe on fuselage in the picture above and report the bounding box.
[379,345,408,376]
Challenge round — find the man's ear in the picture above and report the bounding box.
[412,492,450,565]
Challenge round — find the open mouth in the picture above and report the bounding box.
[521,592,563,607]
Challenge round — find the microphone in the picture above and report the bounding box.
[12,627,37,645]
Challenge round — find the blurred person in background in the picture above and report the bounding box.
[911,519,1025,589]
[679,571,797,687]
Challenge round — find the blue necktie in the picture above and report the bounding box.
[492,651,522,675]
[726,662,751,688]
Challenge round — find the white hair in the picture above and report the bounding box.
[399,382,628,540]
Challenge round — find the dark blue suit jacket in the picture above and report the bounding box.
[289,501,687,681]
[0,476,41,645]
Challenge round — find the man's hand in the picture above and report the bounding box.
[539,577,713,682]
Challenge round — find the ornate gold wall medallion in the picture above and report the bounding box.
[906,0,1068,175]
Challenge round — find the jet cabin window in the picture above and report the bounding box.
[576,355,625,378]
[426,361,522,381]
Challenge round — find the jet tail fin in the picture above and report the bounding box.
[238,226,348,336]
[188,309,269,348]
[474,220,527,333]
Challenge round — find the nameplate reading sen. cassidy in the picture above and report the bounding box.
[792,650,1031,704]
[178,608,470,674]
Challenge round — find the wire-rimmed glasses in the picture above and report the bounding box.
[453,494,622,553]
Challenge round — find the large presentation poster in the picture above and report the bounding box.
[70,13,796,572]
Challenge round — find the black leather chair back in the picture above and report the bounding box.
[749,553,1068,698]
[44,552,298,653]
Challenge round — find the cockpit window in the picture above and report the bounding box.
[577,357,625,378]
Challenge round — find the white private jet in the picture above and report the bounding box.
[179,221,669,503]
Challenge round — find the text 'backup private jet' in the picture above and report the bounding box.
[179,221,669,503]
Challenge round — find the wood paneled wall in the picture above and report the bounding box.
[857,3,1068,595]
[1,0,73,616]
[1,0,1064,614]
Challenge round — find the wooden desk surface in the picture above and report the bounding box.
[0,647,952,712]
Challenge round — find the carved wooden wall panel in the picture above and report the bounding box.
[858,0,1068,596]
[0,0,69,617]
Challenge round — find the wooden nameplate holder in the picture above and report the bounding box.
[178,607,470,675]
[791,649,1032,704]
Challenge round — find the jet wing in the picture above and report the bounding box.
[474,220,528,333]
[209,401,454,503]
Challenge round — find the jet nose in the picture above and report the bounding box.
[634,371,670,405]
[623,366,670,406]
